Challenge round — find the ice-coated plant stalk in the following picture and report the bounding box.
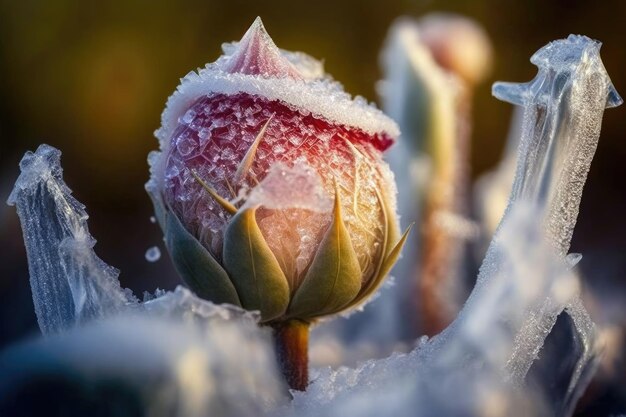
[380,15,492,336]
[147,18,408,390]
[438,34,621,416]
[492,34,622,255]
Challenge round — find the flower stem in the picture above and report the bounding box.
[271,319,310,391]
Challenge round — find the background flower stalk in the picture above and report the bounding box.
[380,14,492,337]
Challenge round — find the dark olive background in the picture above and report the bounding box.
[0,0,624,386]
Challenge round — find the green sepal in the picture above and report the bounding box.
[352,186,398,301]
[165,211,241,306]
[288,189,362,319]
[376,224,413,284]
[223,206,290,322]
[352,224,412,307]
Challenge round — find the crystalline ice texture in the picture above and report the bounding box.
[245,161,332,212]
[492,34,622,254]
[161,92,396,286]
[154,18,399,158]
[7,145,135,334]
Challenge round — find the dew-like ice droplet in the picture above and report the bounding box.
[145,246,161,262]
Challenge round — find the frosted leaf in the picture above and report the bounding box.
[7,145,136,334]
[144,246,161,262]
[245,161,332,212]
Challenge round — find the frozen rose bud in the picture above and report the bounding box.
[146,17,408,328]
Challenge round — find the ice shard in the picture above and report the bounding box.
[7,145,136,334]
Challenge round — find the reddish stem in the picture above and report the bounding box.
[271,319,310,391]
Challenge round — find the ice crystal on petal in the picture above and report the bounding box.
[245,162,332,212]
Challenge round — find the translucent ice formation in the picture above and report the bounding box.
[492,34,622,254]
[7,145,137,334]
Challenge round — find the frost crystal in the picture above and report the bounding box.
[156,17,398,160]
[245,162,332,212]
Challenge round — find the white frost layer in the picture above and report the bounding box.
[156,32,399,153]
[7,145,136,334]
[245,161,332,212]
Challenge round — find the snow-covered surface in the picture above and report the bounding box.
[0,287,286,417]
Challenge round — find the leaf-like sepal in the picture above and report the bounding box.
[288,189,362,319]
[351,224,412,310]
[165,212,241,306]
[375,223,413,285]
[223,206,290,322]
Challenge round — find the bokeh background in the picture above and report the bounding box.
[1,0,625,390]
